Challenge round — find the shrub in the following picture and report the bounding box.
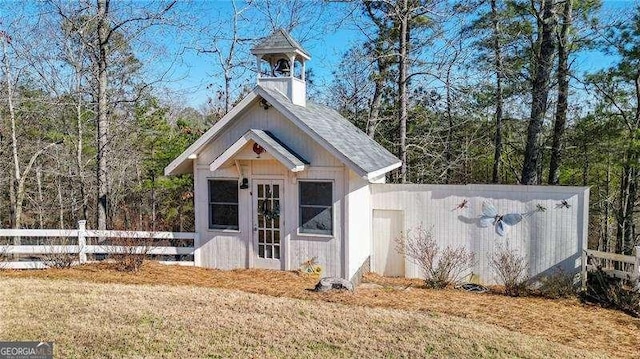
[106,236,153,272]
[40,237,76,269]
[580,269,640,317]
[489,245,529,297]
[536,267,577,299]
[398,225,476,289]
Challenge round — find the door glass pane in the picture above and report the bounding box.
[273,185,280,198]
[266,230,272,244]
[274,231,280,244]
[265,246,272,259]
[274,246,280,259]
[258,245,264,258]
[258,184,264,198]
[259,230,264,244]
[274,215,279,229]
[265,185,271,199]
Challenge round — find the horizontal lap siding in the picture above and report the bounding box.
[371,184,589,284]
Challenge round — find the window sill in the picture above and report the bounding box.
[296,232,334,240]
[207,228,241,234]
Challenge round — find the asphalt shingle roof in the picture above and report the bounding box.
[250,129,309,167]
[251,29,310,57]
[258,86,401,176]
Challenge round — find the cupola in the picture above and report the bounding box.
[251,29,310,107]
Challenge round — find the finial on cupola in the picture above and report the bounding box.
[251,28,310,107]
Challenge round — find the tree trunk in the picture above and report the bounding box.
[522,0,556,185]
[490,0,505,184]
[367,71,384,138]
[398,0,409,183]
[2,35,21,229]
[97,0,109,230]
[444,65,453,184]
[37,166,44,229]
[548,0,572,185]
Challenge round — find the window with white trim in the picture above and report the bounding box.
[299,181,333,235]
[208,180,239,230]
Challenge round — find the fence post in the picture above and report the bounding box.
[193,232,201,267]
[78,220,87,264]
[581,249,588,290]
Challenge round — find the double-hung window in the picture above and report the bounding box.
[209,180,239,230]
[299,181,333,235]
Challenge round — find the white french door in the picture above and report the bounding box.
[252,180,283,269]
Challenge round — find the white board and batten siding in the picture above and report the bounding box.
[193,100,348,277]
[346,170,372,280]
[371,184,589,284]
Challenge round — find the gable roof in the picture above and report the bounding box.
[210,129,308,173]
[258,86,401,179]
[164,85,401,181]
[250,28,311,59]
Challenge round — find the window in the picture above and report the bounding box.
[209,180,239,230]
[299,181,333,235]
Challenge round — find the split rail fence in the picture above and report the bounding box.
[0,220,200,269]
[581,246,640,289]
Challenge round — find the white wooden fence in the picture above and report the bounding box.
[0,220,200,269]
[371,184,590,284]
[581,246,640,289]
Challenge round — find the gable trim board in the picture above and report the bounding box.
[165,91,260,176]
[164,86,401,181]
[209,129,309,172]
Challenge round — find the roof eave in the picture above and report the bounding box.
[365,161,402,182]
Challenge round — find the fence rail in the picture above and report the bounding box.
[0,220,200,269]
[581,247,640,289]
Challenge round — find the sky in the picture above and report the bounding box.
[153,0,368,108]
[156,0,637,109]
[1,0,637,109]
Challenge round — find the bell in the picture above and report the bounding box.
[273,58,291,75]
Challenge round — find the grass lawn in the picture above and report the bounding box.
[1,262,638,358]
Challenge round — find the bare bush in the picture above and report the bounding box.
[0,244,8,269]
[397,225,476,289]
[536,267,577,299]
[489,245,529,296]
[106,236,153,272]
[40,237,76,269]
[580,269,640,317]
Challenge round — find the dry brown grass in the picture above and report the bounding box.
[2,262,638,358]
[0,277,609,359]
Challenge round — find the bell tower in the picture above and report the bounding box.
[251,29,310,107]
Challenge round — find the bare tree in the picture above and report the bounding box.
[521,0,557,185]
[548,0,572,185]
[0,31,62,231]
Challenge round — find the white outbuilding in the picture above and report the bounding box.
[166,30,590,284]
[165,29,401,281]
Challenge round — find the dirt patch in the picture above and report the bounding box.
[2,262,638,358]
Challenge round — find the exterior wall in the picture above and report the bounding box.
[193,103,345,277]
[346,170,372,280]
[371,184,590,284]
[198,101,343,168]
